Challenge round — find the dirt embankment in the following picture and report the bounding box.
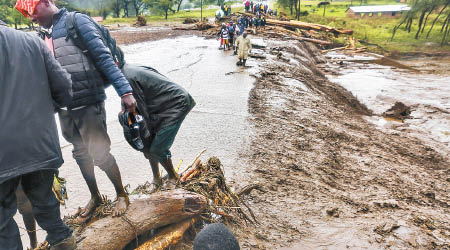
[232,39,450,249]
[110,25,200,45]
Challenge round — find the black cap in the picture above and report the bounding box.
[194,223,240,250]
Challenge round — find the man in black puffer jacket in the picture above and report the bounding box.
[27,0,137,220]
[118,49,195,191]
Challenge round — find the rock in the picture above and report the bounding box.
[326,207,340,217]
[373,199,400,209]
[383,102,411,120]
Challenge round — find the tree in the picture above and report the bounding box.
[112,0,122,17]
[145,0,175,19]
[133,0,145,16]
[123,0,130,16]
[392,0,450,45]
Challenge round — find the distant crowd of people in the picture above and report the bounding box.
[244,1,277,16]
[221,4,232,16]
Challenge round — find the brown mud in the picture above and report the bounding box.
[229,38,450,249]
[109,24,200,45]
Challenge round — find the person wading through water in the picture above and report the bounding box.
[0,17,76,249]
[117,48,196,192]
[236,31,252,66]
[25,0,137,222]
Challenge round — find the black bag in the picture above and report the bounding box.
[65,12,125,70]
[118,110,151,152]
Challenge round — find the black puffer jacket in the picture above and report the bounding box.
[121,64,196,133]
[0,25,72,184]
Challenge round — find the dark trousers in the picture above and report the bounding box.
[58,102,116,170]
[0,170,72,249]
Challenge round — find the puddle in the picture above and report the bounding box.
[326,52,450,148]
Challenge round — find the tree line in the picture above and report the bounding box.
[0,0,222,26]
[392,0,450,45]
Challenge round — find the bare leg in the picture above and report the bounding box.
[150,159,163,185]
[103,163,129,217]
[160,159,179,190]
[78,163,102,219]
[160,158,179,180]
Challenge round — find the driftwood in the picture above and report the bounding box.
[136,218,196,250]
[266,19,353,35]
[172,23,218,31]
[76,189,207,250]
[265,31,332,45]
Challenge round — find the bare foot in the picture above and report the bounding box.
[76,196,101,223]
[148,181,162,194]
[163,179,177,190]
[113,196,129,217]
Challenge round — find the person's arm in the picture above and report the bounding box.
[74,13,136,112]
[40,38,73,107]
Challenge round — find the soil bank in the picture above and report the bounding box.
[232,38,450,249]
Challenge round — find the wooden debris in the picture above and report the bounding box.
[135,218,196,250]
[172,23,218,31]
[136,16,147,26]
[237,184,262,196]
[266,19,353,35]
[76,190,206,250]
[183,18,199,24]
[180,149,206,176]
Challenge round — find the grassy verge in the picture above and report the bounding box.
[103,6,244,25]
[276,0,450,53]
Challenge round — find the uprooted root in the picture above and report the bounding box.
[180,157,257,226]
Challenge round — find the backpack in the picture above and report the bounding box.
[65,12,125,70]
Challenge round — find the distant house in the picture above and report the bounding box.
[346,5,410,18]
[92,16,104,23]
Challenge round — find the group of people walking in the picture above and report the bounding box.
[1,0,195,249]
[217,20,252,67]
[244,1,277,16]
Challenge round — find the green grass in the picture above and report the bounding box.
[103,6,244,25]
[275,0,450,53]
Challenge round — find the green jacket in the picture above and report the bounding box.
[122,63,196,133]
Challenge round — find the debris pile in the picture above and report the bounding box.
[32,155,255,250]
[135,16,147,26]
[183,18,199,24]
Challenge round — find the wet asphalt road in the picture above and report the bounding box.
[17,36,256,248]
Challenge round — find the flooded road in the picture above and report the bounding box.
[17,36,255,247]
[325,52,450,153]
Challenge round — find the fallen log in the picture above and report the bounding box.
[265,31,332,45]
[266,19,353,35]
[136,218,196,250]
[76,189,207,250]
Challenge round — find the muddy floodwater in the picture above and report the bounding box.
[17,36,255,247]
[325,52,450,154]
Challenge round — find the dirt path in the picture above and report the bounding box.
[231,39,450,249]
